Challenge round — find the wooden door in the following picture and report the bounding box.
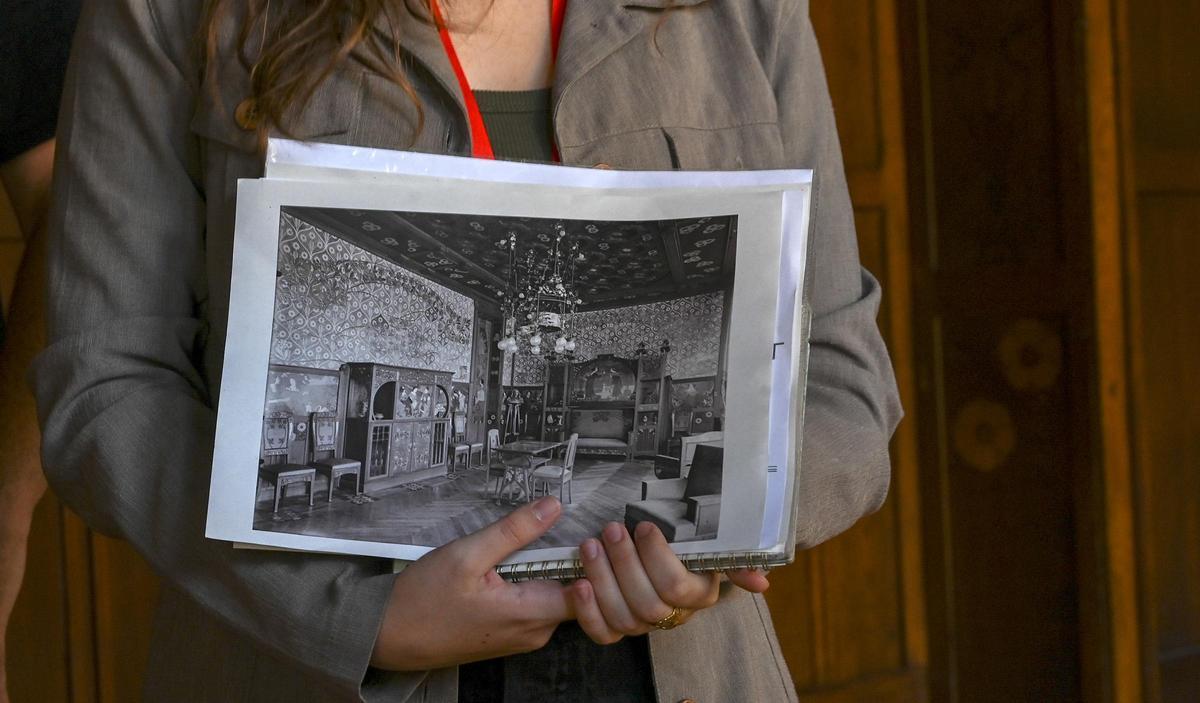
[1085,0,1200,700]
[763,0,928,699]
[896,0,1097,700]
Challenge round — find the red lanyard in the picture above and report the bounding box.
[431,0,567,160]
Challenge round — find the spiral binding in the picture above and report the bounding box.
[495,551,792,583]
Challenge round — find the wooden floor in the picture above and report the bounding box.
[253,458,654,550]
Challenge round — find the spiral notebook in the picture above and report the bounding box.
[206,140,813,579]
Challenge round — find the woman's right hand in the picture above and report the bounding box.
[369,496,573,671]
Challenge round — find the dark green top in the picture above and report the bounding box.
[474,88,556,162]
[457,90,657,703]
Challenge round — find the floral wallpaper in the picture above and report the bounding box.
[511,292,724,385]
[271,214,474,377]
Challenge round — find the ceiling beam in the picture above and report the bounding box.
[659,220,689,286]
[723,217,738,285]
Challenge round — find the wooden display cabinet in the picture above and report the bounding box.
[340,363,453,488]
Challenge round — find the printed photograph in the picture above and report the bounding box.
[250,206,737,548]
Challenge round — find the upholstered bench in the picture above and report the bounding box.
[570,409,634,460]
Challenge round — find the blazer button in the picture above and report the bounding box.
[235,98,261,131]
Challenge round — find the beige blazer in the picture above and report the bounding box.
[34,0,902,700]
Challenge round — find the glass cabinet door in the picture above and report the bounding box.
[368,424,391,478]
[433,386,450,419]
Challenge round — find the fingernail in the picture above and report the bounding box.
[635,521,654,539]
[582,539,599,560]
[603,522,624,543]
[532,496,560,522]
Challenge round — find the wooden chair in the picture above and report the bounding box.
[308,412,363,501]
[531,433,579,504]
[258,412,316,513]
[468,438,485,468]
[485,428,508,498]
[451,413,471,470]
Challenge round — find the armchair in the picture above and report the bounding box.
[624,445,723,542]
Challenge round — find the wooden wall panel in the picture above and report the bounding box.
[809,0,884,171]
[89,537,158,703]
[1117,0,1200,700]
[936,314,1080,701]
[1132,194,1200,703]
[1127,1,1200,151]
[815,499,905,682]
[766,0,925,699]
[923,1,1066,270]
[900,0,1094,700]
[6,495,70,703]
[7,508,157,703]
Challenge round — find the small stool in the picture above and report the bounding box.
[453,443,471,470]
[468,442,485,468]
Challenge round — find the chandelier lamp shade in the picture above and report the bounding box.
[495,222,584,359]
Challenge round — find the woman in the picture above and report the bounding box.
[34,0,901,701]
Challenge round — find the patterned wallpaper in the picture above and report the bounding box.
[272,214,474,377]
[511,292,725,385]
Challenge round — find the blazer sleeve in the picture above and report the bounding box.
[31,1,431,699]
[766,0,905,548]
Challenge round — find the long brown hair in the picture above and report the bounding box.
[201,0,427,152]
[200,0,678,152]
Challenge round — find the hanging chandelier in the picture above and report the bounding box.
[495,222,585,358]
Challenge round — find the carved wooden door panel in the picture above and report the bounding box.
[412,422,433,472]
[390,422,415,475]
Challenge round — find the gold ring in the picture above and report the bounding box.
[652,606,684,630]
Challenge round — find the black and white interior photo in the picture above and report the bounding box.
[250,207,737,549]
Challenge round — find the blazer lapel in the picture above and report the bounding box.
[552,0,706,105]
[551,1,638,108]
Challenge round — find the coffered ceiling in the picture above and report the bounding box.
[287,207,737,316]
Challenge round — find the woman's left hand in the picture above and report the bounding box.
[569,521,770,644]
